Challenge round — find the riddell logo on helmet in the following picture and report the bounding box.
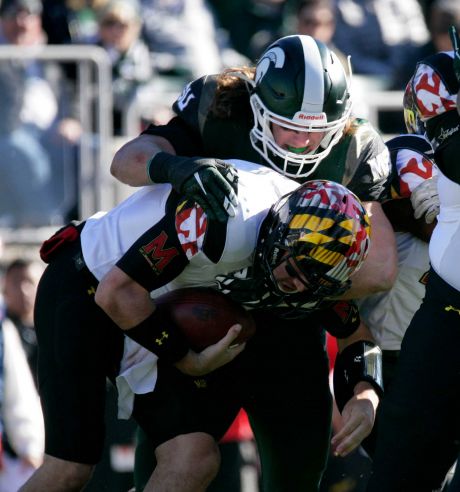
[296,113,327,122]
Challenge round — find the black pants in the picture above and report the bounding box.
[367,269,460,492]
[134,310,332,492]
[34,240,124,464]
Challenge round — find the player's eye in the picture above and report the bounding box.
[285,263,299,279]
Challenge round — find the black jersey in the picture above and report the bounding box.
[142,74,393,202]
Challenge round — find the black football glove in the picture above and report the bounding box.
[148,152,239,222]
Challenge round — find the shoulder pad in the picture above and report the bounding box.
[419,52,459,96]
[172,75,219,136]
[386,134,433,159]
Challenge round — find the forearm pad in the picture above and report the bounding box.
[333,341,384,413]
[125,306,190,364]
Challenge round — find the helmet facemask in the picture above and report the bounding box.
[249,92,351,178]
[403,76,426,136]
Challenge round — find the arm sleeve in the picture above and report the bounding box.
[142,117,204,156]
[115,194,191,292]
[115,192,212,291]
[141,76,214,156]
[346,125,393,202]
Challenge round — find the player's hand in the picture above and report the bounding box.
[410,175,439,224]
[331,382,379,457]
[174,324,245,376]
[148,152,239,222]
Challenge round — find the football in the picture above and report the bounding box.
[155,287,256,351]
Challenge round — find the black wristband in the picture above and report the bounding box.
[147,153,221,196]
[147,152,179,184]
[333,341,384,413]
[125,305,190,364]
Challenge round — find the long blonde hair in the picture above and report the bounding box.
[209,67,255,119]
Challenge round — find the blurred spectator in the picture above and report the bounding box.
[0,303,44,492]
[295,0,335,41]
[41,0,107,45]
[140,0,222,79]
[0,0,81,227]
[332,0,429,83]
[390,0,460,89]
[1,258,43,385]
[0,61,55,227]
[95,0,153,135]
[291,0,348,68]
[418,0,436,23]
[208,0,289,61]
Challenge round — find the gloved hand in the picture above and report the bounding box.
[410,175,440,224]
[148,152,238,222]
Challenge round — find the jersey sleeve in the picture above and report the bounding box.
[140,75,217,156]
[115,193,211,292]
[141,116,204,156]
[386,135,435,199]
[115,214,190,292]
[346,122,393,202]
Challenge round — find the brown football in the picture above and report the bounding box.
[154,287,256,351]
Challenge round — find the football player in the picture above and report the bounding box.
[367,27,460,492]
[110,34,397,492]
[19,161,382,492]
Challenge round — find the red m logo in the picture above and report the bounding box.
[140,231,179,274]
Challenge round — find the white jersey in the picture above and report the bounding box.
[358,232,430,350]
[80,159,298,418]
[409,51,460,291]
[429,169,460,291]
[357,135,434,351]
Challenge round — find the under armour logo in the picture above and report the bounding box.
[155,331,169,345]
[87,285,96,296]
[445,305,460,315]
[194,379,207,389]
